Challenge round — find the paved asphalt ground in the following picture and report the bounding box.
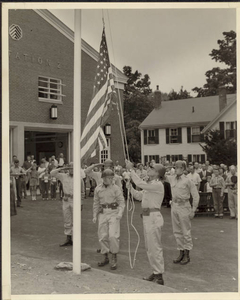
[11,192,238,294]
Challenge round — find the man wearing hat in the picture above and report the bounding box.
[85,159,122,189]
[51,163,85,247]
[167,160,199,265]
[126,160,166,285]
[93,169,125,270]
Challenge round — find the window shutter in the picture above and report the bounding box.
[144,155,148,165]
[219,122,225,139]
[178,128,182,143]
[166,128,169,144]
[144,130,148,144]
[200,126,204,142]
[201,154,205,163]
[188,154,192,162]
[155,129,159,144]
[166,155,170,161]
[187,127,191,143]
[156,155,159,163]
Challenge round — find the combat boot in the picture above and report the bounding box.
[59,235,73,247]
[110,253,117,270]
[173,250,184,263]
[180,250,190,265]
[98,253,109,267]
[154,273,164,285]
[143,273,156,281]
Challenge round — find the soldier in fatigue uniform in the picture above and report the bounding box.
[85,159,122,189]
[51,162,84,247]
[167,160,199,265]
[126,160,166,285]
[93,169,125,270]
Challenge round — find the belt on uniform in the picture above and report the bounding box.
[172,199,189,203]
[213,188,222,189]
[64,194,73,198]
[101,203,119,209]
[141,208,160,217]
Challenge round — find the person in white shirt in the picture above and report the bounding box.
[136,163,147,180]
[205,161,213,173]
[187,166,201,191]
[114,160,122,173]
[204,176,213,193]
[194,162,202,174]
[51,155,59,168]
[57,153,66,167]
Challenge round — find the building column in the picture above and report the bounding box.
[140,129,144,164]
[12,124,25,165]
[68,131,73,163]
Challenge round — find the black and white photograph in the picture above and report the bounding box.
[1,3,239,299]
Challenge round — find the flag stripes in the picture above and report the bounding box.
[81,28,115,163]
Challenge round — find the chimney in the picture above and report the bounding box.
[219,86,227,112]
[154,85,162,109]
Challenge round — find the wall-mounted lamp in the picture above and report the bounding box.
[50,104,58,120]
[104,123,111,136]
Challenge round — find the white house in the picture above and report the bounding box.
[201,98,237,139]
[139,88,236,165]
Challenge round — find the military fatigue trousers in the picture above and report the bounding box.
[171,201,193,251]
[142,211,165,274]
[62,198,73,236]
[98,209,120,254]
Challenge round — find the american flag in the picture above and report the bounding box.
[80,28,116,163]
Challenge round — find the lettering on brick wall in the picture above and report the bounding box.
[9,51,61,68]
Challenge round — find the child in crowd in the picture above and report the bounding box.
[50,170,57,200]
[204,176,213,194]
[42,169,50,201]
[29,163,38,201]
[210,168,225,218]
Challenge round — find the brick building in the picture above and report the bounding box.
[9,9,127,166]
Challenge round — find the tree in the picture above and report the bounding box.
[193,30,236,97]
[200,129,237,166]
[123,66,153,162]
[168,86,191,100]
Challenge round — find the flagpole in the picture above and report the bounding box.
[73,9,81,275]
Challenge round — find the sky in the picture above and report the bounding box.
[49,8,236,96]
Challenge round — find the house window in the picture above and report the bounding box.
[100,138,110,163]
[192,154,205,163]
[38,76,65,103]
[192,126,201,142]
[225,122,236,138]
[170,128,178,143]
[145,155,160,164]
[167,154,183,163]
[144,129,159,145]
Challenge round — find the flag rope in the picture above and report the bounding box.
[106,9,129,160]
[106,9,140,269]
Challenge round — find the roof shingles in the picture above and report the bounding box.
[139,94,236,129]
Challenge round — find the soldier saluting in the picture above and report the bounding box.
[50,163,84,247]
[167,160,199,265]
[93,169,125,270]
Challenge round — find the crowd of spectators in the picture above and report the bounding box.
[10,154,238,220]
